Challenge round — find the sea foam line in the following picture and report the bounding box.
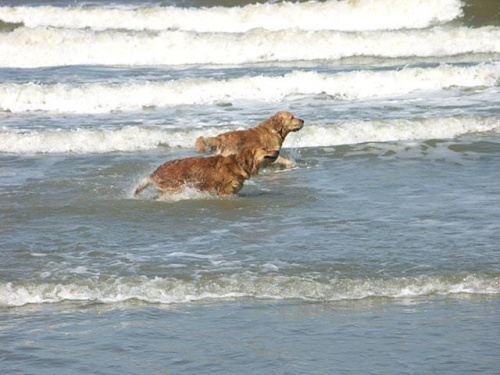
[0,0,463,32]
[1,26,499,68]
[1,65,498,113]
[1,273,498,307]
[287,116,500,149]
[1,116,498,154]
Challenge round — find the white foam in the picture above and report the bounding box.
[1,64,498,113]
[0,126,220,154]
[0,0,463,32]
[285,116,500,149]
[1,273,498,307]
[1,116,498,154]
[154,188,227,202]
[1,26,499,68]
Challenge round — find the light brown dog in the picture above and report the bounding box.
[195,111,304,168]
[134,147,279,197]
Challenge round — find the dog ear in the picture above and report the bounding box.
[269,114,285,135]
[238,148,258,175]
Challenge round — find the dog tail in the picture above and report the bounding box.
[134,177,152,197]
[195,136,207,153]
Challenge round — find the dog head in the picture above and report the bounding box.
[269,111,304,137]
[237,147,280,175]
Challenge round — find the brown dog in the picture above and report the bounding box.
[134,147,279,197]
[195,111,304,168]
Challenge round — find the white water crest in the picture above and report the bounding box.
[288,117,500,148]
[1,26,500,68]
[1,273,498,307]
[1,64,498,113]
[1,116,498,154]
[0,126,211,154]
[0,0,463,32]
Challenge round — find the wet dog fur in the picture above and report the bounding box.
[195,111,303,168]
[134,147,279,197]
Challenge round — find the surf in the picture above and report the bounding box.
[1,116,498,154]
[1,272,498,307]
[0,0,463,32]
[1,64,498,113]
[2,26,500,68]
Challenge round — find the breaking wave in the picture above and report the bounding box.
[1,64,498,113]
[0,0,463,32]
[1,26,499,68]
[1,273,498,307]
[1,116,498,154]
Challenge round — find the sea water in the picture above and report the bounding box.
[1,0,499,374]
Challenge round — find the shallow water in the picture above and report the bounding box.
[1,0,499,373]
[2,297,499,375]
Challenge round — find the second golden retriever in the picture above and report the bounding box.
[134,147,279,197]
[195,111,304,168]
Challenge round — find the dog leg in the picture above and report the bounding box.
[273,156,296,169]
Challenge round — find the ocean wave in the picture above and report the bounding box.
[1,64,498,113]
[1,116,498,154]
[0,126,203,154]
[0,0,463,32]
[1,26,499,68]
[287,117,500,149]
[1,273,498,307]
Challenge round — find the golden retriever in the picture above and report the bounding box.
[134,147,279,197]
[195,111,304,168]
